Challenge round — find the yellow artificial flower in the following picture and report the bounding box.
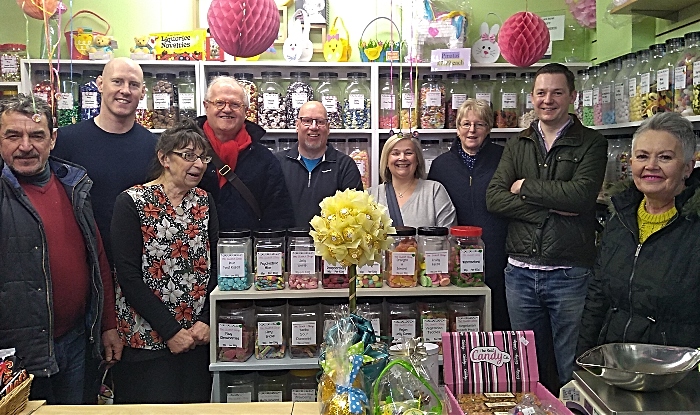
[310,189,395,267]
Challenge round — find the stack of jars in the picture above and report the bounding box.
[220,370,321,403]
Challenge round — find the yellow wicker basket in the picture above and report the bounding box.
[0,375,33,415]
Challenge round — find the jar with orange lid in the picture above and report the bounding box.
[385,226,418,288]
[448,226,485,287]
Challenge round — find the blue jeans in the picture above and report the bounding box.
[504,264,590,386]
[30,324,87,404]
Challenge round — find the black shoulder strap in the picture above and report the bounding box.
[208,151,262,220]
[384,183,404,227]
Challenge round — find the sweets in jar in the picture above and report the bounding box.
[218,301,255,362]
[448,226,485,287]
[385,226,418,288]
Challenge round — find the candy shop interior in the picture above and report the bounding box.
[3,0,700,414]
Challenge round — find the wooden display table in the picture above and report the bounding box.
[291,402,318,415]
[26,402,295,415]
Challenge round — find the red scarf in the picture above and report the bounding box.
[203,121,252,188]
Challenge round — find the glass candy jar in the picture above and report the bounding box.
[322,260,349,289]
[471,74,493,106]
[387,298,418,344]
[448,226,485,287]
[135,72,154,129]
[348,138,370,189]
[417,299,448,354]
[494,72,519,128]
[676,31,700,116]
[289,369,318,402]
[448,299,483,332]
[419,74,445,129]
[343,72,371,129]
[519,72,537,128]
[222,372,255,403]
[56,72,81,127]
[258,71,287,129]
[255,300,287,359]
[379,73,399,129]
[385,226,418,288]
[217,230,253,291]
[316,71,343,128]
[288,300,320,358]
[217,301,255,362]
[286,71,313,127]
[253,229,286,290]
[257,370,288,401]
[152,72,178,129]
[416,227,450,287]
[233,72,258,123]
[400,71,419,129]
[287,228,318,290]
[445,73,468,129]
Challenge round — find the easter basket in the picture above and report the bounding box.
[358,17,404,62]
[63,10,111,60]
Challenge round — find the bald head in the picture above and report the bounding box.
[95,57,145,129]
[299,101,327,118]
[206,76,249,107]
[102,57,144,82]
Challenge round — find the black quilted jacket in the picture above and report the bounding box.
[485,116,608,268]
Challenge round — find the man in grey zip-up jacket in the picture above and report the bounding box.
[277,101,363,227]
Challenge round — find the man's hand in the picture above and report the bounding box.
[102,329,123,364]
[510,179,525,195]
[188,321,210,346]
[166,329,196,354]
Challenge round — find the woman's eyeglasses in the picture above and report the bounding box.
[205,100,245,111]
[172,151,212,163]
[459,121,488,130]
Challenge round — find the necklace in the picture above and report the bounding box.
[394,181,415,198]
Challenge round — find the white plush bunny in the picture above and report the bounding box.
[471,22,500,63]
[283,9,314,62]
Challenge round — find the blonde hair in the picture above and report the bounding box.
[379,134,427,182]
[456,98,494,130]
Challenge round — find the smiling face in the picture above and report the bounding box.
[387,139,418,181]
[97,58,144,121]
[531,73,576,129]
[457,110,490,155]
[296,101,329,158]
[0,111,56,176]
[160,145,208,191]
[631,129,693,204]
[204,80,248,141]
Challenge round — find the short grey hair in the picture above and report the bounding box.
[633,112,696,163]
[379,134,427,182]
[0,94,54,132]
[205,76,250,107]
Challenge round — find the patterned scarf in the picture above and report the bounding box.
[203,121,252,188]
[457,143,478,171]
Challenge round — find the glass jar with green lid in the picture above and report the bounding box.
[494,72,518,128]
[445,73,468,129]
[316,71,343,128]
[177,70,197,121]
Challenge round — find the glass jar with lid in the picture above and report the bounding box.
[448,226,485,287]
[329,138,347,155]
[222,372,255,403]
[676,31,700,116]
[316,72,343,129]
[218,301,255,362]
[387,298,418,344]
[289,369,318,402]
[385,226,418,288]
[419,74,445,129]
[471,74,493,106]
[176,70,197,121]
[152,73,178,129]
[416,227,450,287]
[357,298,384,337]
[33,69,54,111]
[615,53,636,124]
[135,72,154,129]
[56,72,81,127]
[0,44,26,82]
[79,69,101,121]
[640,43,666,119]
[421,139,441,174]
[348,138,370,189]
[218,230,252,291]
[233,72,258,123]
[601,60,617,125]
[630,50,648,121]
[253,229,286,290]
[322,259,349,289]
[400,71,419,129]
[286,71,313,127]
[255,300,287,359]
[417,298,448,354]
[344,72,371,129]
[607,138,632,184]
[257,370,288,401]
[288,300,320,358]
[287,228,318,290]
[448,299,483,332]
[445,73,469,129]
[581,67,594,126]
[379,73,399,129]
[593,63,605,126]
[494,72,519,128]
[259,71,287,129]
[657,37,684,113]
[519,72,537,128]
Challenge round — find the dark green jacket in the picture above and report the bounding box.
[485,116,607,268]
[578,178,700,356]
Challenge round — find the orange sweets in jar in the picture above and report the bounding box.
[385,226,418,288]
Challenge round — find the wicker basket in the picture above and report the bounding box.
[0,375,33,415]
[358,17,404,62]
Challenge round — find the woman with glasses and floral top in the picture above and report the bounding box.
[110,119,219,403]
[428,98,510,331]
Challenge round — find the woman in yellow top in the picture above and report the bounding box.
[578,112,700,356]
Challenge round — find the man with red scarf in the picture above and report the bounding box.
[196,77,294,231]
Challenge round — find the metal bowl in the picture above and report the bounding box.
[576,343,700,392]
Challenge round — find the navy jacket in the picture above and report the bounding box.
[196,116,295,231]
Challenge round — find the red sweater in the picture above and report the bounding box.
[22,173,116,337]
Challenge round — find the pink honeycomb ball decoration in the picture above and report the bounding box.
[566,0,596,29]
[207,0,280,58]
[16,0,58,19]
[498,12,550,67]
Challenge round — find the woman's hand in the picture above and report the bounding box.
[166,328,196,354]
[188,321,210,346]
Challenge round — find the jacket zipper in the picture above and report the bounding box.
[307,170,311,188]
[74,173,99,344]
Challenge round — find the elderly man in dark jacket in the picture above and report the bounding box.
[486,63,608,389]
[0,96,121,404]
[196,76,295,231]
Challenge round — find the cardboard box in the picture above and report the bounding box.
[151,30,207,61]
[441,331,573,415]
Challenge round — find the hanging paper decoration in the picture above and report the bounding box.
[566,0,596,29]
[16,0,59,20]
[207,0,280,58]
[471,21,500,64]
[498,11,550,67]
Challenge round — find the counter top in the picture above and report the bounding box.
[26,402,295,415]
[291,402,318,415]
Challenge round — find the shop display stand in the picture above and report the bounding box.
[208,284,492,403]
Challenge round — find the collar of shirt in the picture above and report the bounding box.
[457,144,478,171]
[534,116,574,153]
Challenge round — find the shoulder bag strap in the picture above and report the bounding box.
[384,183,404,227]
[208,151,262,219]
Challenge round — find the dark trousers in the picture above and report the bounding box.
[29,325,86,404]
[111,345,211,404]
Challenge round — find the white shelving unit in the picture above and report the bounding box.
[208,284,491,402]
[590,115,700,136]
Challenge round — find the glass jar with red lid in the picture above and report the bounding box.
[448,226,485,287]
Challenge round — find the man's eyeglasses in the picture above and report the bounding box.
[459,121,488,130]
[299,117,328,127]
[205,100,245,111]
[172,151,212,163]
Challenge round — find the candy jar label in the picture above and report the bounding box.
[349,93,365,109]
[291,389,316,402]
[257,252,282,275]
[425,250,448,274]
[179,92,196,109]
[460,249,484,273]
[291,251,316,275]
[475,92,491,104]
[628,78,637,97]
[694,62,700,85]
[324,261,347,274]
[258,391,283,402]
[137,95,148,110]
[380,94,395,110]
[371,317,381,337]
[422,318,447,342]
[675,66,686,89]
[502,93,517,109]
[220,253,245,277]
[291,321,316,345]
[57,93,74,110]
[34,92,48,102]
[257,321,282,345]
[322,95,338,112]
[452,93,467,108]
[227,392,252,403]
[391,319,416,343]
[292,92,308,109]
[526,93,534,109]
[641,73,650,94]
[601,86,611,104]
[402,92,416,109]
[358,262,380,274]
[456,315,479,332]
[264,93,280,110]
[391,252,416,275]
[583,90,593,106]
[153,93,170,109]
[657,68,669,92]
[82,91,99,109]
[218,323,243,348]
[425,91,441,106]
[593,87,600,105]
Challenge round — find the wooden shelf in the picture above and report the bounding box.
[610,0,700,21]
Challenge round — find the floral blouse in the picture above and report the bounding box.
[115,184,212,351]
